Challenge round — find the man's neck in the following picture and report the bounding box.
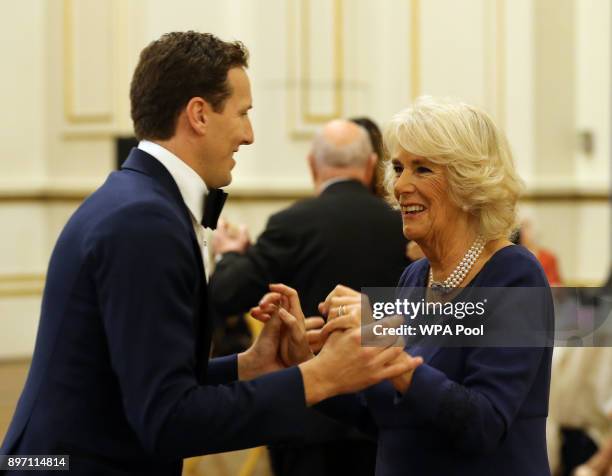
[154,137,206,184]
[317,177,356,194]
[314,169,367,195]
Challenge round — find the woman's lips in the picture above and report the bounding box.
[400,204,426,217]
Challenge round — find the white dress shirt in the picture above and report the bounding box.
[138,140,212,281]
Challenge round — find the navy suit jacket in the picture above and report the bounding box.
[1,149,307,475]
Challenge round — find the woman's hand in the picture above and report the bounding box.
[388,352,423,394]
[319,285,423,393]
[318,285,370,344]
[319,284,362,319]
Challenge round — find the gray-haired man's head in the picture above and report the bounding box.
[308,119,377,194]
[311,120,373,167]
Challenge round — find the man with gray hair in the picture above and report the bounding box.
[310,118,373,172]
[209,119,409,476]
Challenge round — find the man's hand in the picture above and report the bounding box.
[212,218,251,255]
[250,284,324,367]
[305,317,326,354]
[298,326,423,405]
[237,315,284,380]
[270,284,317,366]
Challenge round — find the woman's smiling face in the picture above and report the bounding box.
[392,149,465,246]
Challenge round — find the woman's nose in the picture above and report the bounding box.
[394,171,416,197]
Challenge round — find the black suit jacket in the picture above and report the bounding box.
[1,148,308,476]
[210,180,409,318]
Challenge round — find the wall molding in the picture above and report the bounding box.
[481,0,507,126]
[0,180,102,202]
[288,0,345,138]
[0,274,45,297]
[496,0,506,127]
[410,0,420,100]
[520,191,610,202]
[300,0,344,123]
[0,191,608,203]
[63,0,114,124]
[0,182,315,202]
[0,183,607,203]
[0,357,32,365]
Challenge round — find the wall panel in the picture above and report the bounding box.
[63,0,114,123]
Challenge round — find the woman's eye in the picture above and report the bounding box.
[393,165,403,175]
[416,166,432,174]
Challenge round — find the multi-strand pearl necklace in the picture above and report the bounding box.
[428,236,486,293]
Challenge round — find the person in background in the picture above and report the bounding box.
[350,116,386,197]
[210,119,409,476]
[513,215,563,285]
[574,435,612,476]
[351,116,415,260]
[548,348,612,476]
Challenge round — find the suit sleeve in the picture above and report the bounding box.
[315,393,377,438]
[91,205,307,458]
[209,211,300,316]
[206,355,238,385]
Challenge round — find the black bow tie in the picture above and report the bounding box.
[201,188,228,229]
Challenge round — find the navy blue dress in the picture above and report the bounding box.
[320,245,553,475]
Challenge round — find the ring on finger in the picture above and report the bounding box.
[338,305,345,316]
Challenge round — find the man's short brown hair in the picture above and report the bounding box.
[130,31,249,140]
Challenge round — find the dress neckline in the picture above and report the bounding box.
[422,243,517,289]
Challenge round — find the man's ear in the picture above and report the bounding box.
[185,97,210,135]
[307,153,318,182]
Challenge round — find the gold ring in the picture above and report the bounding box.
[338,305,345,316]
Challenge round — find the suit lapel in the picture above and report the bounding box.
[121,147,212,382]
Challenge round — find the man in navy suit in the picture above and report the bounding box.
[0,32,416,475]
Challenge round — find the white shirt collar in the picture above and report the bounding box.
[138,140,208,222]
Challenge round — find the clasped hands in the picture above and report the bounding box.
[245,283,422,401]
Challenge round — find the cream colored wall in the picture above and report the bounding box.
[575,0,610,188]
[0,0,609,358]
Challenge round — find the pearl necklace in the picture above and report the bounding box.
[428,236,486,293]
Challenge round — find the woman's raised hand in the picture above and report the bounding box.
[319,285,369,341]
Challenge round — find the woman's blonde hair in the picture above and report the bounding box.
[383,96,524,240]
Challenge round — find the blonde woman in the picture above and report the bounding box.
[258,97,554,476]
